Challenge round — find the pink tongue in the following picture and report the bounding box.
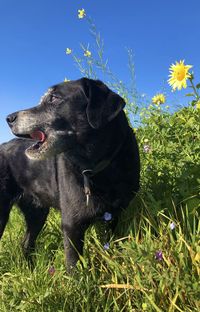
[30,130,46,142]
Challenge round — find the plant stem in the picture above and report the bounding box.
[189,78,199,100]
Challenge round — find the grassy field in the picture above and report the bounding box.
[0,105,199,311]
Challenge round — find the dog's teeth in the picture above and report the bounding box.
[32,141,42,150]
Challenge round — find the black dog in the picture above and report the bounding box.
[2,78,140,270]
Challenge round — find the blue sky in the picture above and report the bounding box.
[0,0,200,143]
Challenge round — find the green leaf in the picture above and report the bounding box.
[185,93,195,97]
[191,100,197,107]
[186,117,195,126]
[196,83,200,89]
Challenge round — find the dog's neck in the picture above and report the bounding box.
[61,112,129,204]
[65,112,128,175]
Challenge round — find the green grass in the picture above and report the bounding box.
[0,105,199,311]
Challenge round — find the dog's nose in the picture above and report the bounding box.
[6,113,17,126]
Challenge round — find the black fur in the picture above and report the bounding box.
[1,78,140,270]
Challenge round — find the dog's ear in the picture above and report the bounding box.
[80,78,126,129]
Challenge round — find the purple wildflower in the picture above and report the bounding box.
[169,222,176,230]
[103,243,110,250]
[155,250,163,261]
[103,212,112,221]
[48,265,56,276]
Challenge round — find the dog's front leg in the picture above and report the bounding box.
[20,201,49,262]
[61,216,87,272]
[58,158,88,272]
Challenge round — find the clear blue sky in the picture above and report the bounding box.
[0,0,200,143]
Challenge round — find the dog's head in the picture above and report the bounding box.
[7,78,126,160]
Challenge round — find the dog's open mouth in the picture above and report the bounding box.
[30,130,46,147]
[25,130,49,159]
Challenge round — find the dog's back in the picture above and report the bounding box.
[0,138,59,206]
[0,140,22,200]
[0,139,50,253]
[0,140,21,238]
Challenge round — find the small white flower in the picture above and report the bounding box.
[169,222,176,230]
[143,144,151,153]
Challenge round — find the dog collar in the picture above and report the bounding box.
[81,136,126,206]
[82,169,93,206]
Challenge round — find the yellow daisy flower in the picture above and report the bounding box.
[65,48,72,55]
[78,9,86,19]
[196,100,200,110]
[168,60,192,91]
[84,50,91,57]
[152,93,166,105]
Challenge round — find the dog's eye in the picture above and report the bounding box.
[49,95,62,104]
[50,95,58,103]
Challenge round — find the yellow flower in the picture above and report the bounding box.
[196,100,200,110]
[142,303,148,311]
[64,78,70,82]
[66,48,72,55]
[152,93,166,105]
[168,60,192,91]
[84,50,91,57]
[78,9,86,19]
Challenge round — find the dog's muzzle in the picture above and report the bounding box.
[6,113,18,127]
